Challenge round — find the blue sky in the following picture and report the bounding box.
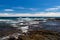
[0,0,60,17]
[0,0,60,13]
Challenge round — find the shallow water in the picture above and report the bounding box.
[40,21,60,32]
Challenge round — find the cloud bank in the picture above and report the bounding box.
[0,12,60,17]
[0,6,60,17]
[13,6,37,11]
[4,9,14,11]
[45,6,60,11]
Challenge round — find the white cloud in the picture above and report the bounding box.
[45,6,60,11]
[0,12,60,17]
[29,8,37,11]
[13,7,38,11]
[1,6,60,17]
[4,9,14,11]
[13,7,25,9]
[46,8,59,11]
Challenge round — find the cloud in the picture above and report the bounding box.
[29,8,37,11]
[1,6,60,17]
[46,8,59,11]
[45,6,60,11]
[13,7,38,11]
[0,12,60,17]
[13,7,25,9]
[4,9,14,11]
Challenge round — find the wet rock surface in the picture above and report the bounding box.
[15,30,60,40]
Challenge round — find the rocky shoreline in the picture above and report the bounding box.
[0,30,60,40]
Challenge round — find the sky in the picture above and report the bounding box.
[0,0,60,17]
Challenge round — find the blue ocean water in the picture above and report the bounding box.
[0,17,60,32]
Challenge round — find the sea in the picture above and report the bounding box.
[0,17,60,32]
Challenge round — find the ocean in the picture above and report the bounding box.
[0,17,60,32]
